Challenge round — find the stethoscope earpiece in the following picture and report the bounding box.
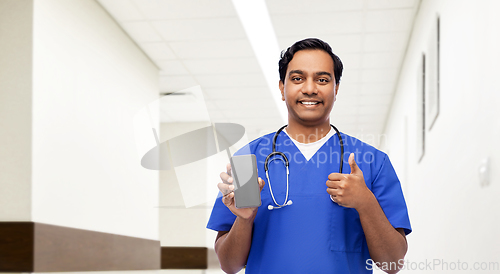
[265,124,344,211]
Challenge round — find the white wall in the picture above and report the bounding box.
[384,0,500,273]
[0,0,33,221]
[159,121,232,273]
[30,0,159,240]
[159,121,212,247]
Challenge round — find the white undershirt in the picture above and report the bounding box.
[284,127,335,161]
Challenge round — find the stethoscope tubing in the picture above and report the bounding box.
[264,124,344,210]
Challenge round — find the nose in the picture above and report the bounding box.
[301,79,317,95]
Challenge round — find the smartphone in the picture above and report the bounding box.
[230,154,262,208]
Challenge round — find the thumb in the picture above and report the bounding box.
[349,153,362,175]
[258,177,265,192]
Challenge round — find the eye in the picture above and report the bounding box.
[318,78,329,83]
[291,76,303,82]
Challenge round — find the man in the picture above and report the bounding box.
[207,38,411,273]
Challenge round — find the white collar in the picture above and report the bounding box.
[284,126,334,145]
[283,127,335,161]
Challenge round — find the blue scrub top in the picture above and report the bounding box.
[207,131,412,273]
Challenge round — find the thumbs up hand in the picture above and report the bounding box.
[326,153,373,209]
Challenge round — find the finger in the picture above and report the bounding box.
[218,183,233,195]
[326,180,341,189]
[226,163,232,177]
[218,182,234,195]
[349,153,362,175]
[222,192,234,207]
[333,198,342,207]
[220,172,233,184]
[326,188,339,196]
[328,173,345,181]
[258,177,265,191]
[329,193,343,206]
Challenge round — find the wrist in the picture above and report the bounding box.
[355,190,377,214]
[237,209,258,223]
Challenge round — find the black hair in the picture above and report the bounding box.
[278,38,343,85]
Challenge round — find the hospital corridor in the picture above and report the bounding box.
[0,0,499,273]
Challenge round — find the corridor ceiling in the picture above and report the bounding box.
[98,0,420,143]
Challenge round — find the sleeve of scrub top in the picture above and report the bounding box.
[206,144,252,232]
[370,154,412,235]
[207,194,237,232]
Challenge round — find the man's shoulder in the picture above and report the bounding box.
[249,131,275,146]
[233,131,276,156]
[337,132,389,169]
[339,132,386,154]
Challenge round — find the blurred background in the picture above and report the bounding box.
[1,0,499,273]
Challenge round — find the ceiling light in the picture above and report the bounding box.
[232,0,287,123]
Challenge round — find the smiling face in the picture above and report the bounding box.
[279,49,339,128]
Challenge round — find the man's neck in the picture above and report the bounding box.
[285,121,331,144]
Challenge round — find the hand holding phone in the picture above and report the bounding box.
[218,154,264,219]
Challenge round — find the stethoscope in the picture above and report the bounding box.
[264,124,344,210]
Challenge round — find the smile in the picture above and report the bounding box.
[299,101,320,105]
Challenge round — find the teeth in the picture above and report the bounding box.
[301,101,319,105]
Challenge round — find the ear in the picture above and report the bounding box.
[334,82,340,102]
[279,80,285,101]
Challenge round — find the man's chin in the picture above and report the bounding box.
[294,116,329,126]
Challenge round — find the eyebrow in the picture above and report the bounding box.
[288,70,304,76]
[288,70,332,78]
[315,71,332,78]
